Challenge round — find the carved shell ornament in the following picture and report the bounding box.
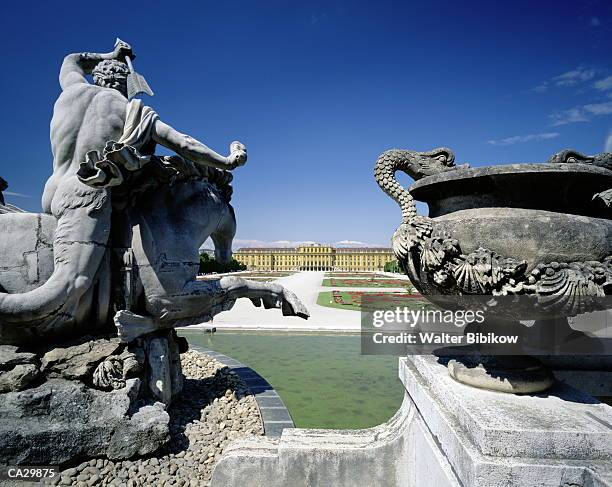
[375,147,612,317]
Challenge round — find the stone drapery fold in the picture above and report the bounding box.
[77,99,159,188]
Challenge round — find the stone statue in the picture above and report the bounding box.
[0,177,7,206]
[0,40,308,464]
[375,146,611,393]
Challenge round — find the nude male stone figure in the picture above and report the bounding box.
[0,40,250,326]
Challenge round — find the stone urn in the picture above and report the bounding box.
[375,147,612,393]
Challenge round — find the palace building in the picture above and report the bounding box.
[233,244,395,272]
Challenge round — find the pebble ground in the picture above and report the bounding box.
[43,350,264,487]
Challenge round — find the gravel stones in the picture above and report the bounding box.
[45,351,264,487]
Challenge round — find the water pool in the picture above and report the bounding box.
[178,330,404,429]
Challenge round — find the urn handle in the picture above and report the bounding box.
[374,147,460,223]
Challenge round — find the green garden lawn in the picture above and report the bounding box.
[317,290,428,311]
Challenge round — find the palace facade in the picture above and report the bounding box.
[233,244,395,271]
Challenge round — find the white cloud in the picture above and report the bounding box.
[334,240,385,247]
[605,132,612,152]
[310,12,328,25]
[531,83,548,93]
[335,240,366,245]
[550,100,612,126]
[231,239,318,248]
[549,107,591,126]
[205,238,387,250]
[594,76,612,91]
[486,132,560,146]
[584,101,612,116]
[531,66,612,127]
[532,67,600,93]
[553,67,597,87]
[3,191,33,198]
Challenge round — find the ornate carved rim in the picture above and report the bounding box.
[409,162,612,192]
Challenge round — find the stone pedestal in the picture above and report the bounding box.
[401,356,612,487]
[211,356,612,487]
[0,331,187,466]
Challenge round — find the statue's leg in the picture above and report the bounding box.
[217,276,309,318]
[210,206,236,265]
[0,177,110,329]
[115,276,309,342]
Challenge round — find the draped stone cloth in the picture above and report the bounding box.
[76,99,234,206]
[77,99,160,188]
[119,99,160,149]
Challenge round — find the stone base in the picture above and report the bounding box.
[0,331,187,466]
[446,354,555,393]
[0,378,169,465]
[402,355,612,486]
[211,355,612,487]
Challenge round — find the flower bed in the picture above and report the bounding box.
[317,291,426,311]
[324,273,387,279]
[322,278,408,288]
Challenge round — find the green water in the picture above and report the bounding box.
[178,330,404,429]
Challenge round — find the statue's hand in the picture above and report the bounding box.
[227,141,247,169]
[113,39,134,62]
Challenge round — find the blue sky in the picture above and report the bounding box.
[0,0,610,248]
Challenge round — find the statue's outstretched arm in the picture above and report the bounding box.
[152,120,247,170]
[59,41,133,90]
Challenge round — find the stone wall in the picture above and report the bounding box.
[211,356,612,487]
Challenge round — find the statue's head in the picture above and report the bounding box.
[92,60,129,96]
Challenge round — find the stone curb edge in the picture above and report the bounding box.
[189,345,295,437]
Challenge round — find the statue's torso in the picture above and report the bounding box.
[42,84,128,213]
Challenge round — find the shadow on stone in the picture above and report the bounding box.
[434,353,602,403]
